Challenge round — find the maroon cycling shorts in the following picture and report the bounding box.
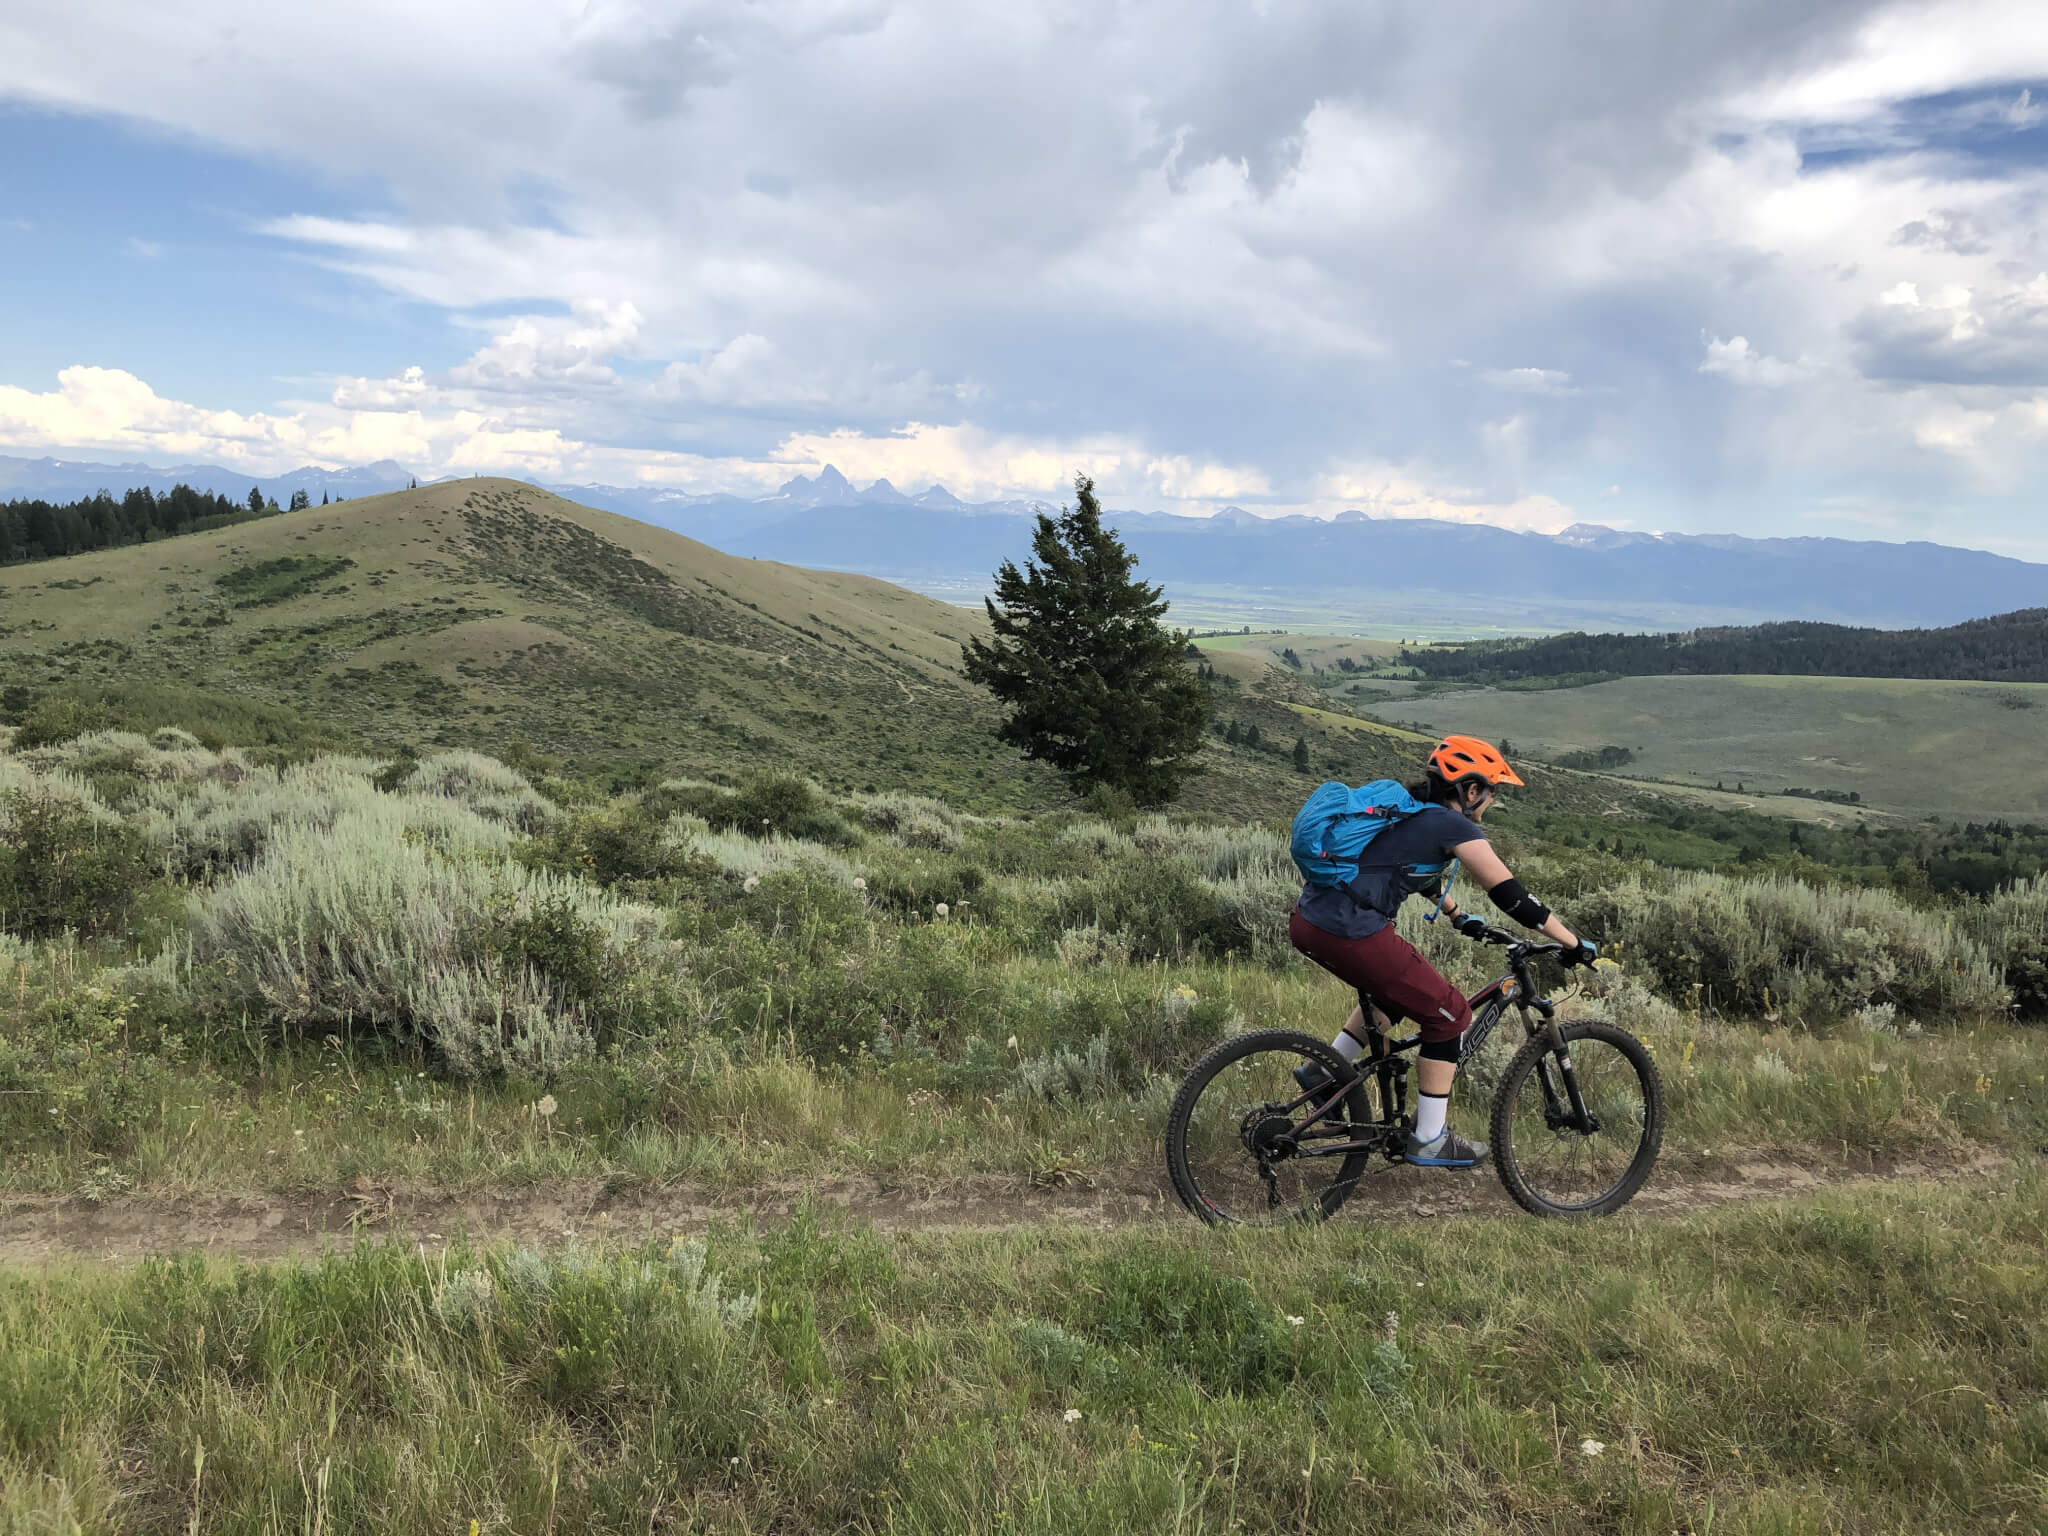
[1288,909,1472,1043]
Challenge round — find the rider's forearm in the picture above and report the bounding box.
[1539,913,1579,947]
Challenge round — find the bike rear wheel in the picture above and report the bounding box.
[1490,1018,1663,1217]
[1165,1030,1385,1226]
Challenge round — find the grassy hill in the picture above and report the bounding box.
[0,480,1074,807]
[0,480,1444,819]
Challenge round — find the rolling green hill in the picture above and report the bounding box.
[0,479,1071,807]
[0,480,1425,818]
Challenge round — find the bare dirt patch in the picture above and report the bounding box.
[0,1149,2014,1266]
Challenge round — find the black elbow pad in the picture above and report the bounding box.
[1486,876,1551,929]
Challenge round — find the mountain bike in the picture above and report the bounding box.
[1164,929,1663,1224]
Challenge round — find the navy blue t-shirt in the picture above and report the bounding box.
[1296,804,1485,940]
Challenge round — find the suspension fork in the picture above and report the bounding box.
[1528,1007,1596,1131]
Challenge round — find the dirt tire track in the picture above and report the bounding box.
[0,1150,2012,1266]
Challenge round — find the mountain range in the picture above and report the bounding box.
[0,452,416,507]
[8,451,2046,632]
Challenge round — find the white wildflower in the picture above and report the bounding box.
[1285,1315,1306,1327]
[934,902,949,918]
[1063,1408,1083,1423]
[742,874,760,892]
[535,1094,557,1119]
[852,876,866,891]
[1579,1438,1605,1458]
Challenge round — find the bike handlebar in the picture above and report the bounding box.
[1474,926,1555,951]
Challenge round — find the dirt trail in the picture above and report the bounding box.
[0,1151,2012,1266]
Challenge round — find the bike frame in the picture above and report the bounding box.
[1274,935,1600,1162]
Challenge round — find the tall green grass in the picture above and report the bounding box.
[2,1176,2042,1533]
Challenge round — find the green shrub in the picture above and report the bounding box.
[853,792,980,851]
[399,751,556,834]
[521,800,708,889]
[0,951,191,1156]
[0,789,152,938]
[1051,854,1257,960]
[1576,872,2007,1024]
[1977,878,2048,1020]
[5,683,329,753]
[648,772,853,845]
[190,801,679,1076]
[682,885,1004,1064]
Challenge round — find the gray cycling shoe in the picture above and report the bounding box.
[1403,1124,1489,1169]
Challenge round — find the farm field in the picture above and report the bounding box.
[1380,673,2048,820]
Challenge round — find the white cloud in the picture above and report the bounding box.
[1699,335,1813,387]
[7,3,2048,543]
[0,362,1293,512]
[1731,1,2048,122]
[1480,367,1575,396]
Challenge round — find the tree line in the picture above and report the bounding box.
[0,483,341,566]
[1404,610,2048,685]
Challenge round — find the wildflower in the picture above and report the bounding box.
[536,1094,558,1119]
[1285,1315,1305,1327]
[1006,1035,1019,1050]
[742,874,760,892]
[935,902,950,918]
[1063,1408,1083,1423]
[852,876,866,891]
[1579,1438,1605,1457]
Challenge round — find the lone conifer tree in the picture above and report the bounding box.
[963,475,1207,802]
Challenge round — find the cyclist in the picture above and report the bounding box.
[1289,735,1597,1168]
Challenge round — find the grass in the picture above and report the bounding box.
[1,1174,2042,1533]
[1382,673,2048,821]
[4,946,2041,1200]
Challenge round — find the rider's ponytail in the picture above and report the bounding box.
[1408,773,1460,806]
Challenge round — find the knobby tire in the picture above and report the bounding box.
[1490,1018,1664,1217]
[1165,1029,1377,1227]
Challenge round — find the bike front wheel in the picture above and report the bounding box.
[1165,1030,1384,1226]
[1490,1019,1664,1217]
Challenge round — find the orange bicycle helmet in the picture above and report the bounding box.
[1427,734,1525,788]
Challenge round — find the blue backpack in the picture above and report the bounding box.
[1289,779,1430,889]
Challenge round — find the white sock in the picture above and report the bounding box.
[1414,1091,1449,1143]
[1330,1030,1367,1063]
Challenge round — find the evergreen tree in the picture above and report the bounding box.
[1292,735,1310,772]
[247,486,264,514]
[1225,720,1242,747]
[1246,722,1263,750]
[322,490,330,506]
[288,489,311,511]
[962,475,1208,802]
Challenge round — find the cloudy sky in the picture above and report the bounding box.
[3,1,2048,550]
